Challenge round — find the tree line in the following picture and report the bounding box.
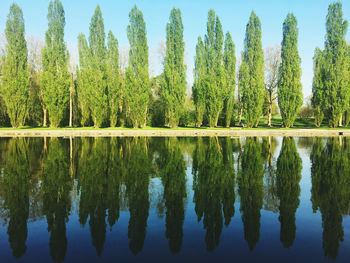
[0,1,349,128]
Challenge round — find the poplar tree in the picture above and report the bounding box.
[193,37,206,126]
[278,13,303,128]
[313,2,349,128]
[240,11,265,128]
[41,0,70,128]
[223,32,236,127]
[193,10,224,127]
[312,48,326,127]
[77,33,91,126]
[161,8,186,128]
[125,6,150,128]
[106,31,121,127]
[88,5,108,128]
[1,3,29,128]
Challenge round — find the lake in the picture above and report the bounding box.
[0,136,349,262]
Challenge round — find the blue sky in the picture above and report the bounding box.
[1,0,349,98]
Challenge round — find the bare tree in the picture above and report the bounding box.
[264,45,281,127]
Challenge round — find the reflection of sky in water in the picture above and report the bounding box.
[0,136,349,262]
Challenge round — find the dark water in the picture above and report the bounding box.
[0,136,349,263]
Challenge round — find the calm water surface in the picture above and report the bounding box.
[0,136,349,263]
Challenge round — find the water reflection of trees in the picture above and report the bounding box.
[276,137,301,248]
[238,137,264,251]
[311,137,350,259]
[192,137,236,252]
[42,138,72,262]
[0,136,350,259]
[2,138,30,258]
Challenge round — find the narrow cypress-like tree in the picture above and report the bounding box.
[193,10,224,127]
[223,32,236,127]
[312,48,326,127]
[161,8,186,128]
[278,13,303,128]
[1,3,29,128]
[314,2,349,128]
[240,11,265,128]
[125,6,150,128]
[41,0,70,128]
[205,10,224,127]
[193,36,206,126]
[89,6,108,128]
[77,33,91,126]
[106,31,121,127]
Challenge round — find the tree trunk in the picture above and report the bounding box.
[268,104,272,127]
[339,114,343,127]
[43,107,47,127]
[238,107,243,126]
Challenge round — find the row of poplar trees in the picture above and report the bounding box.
[193,9,303,128]
[0,0,186,128]
[0,1,348,128]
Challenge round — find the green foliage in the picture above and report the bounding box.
[193,36,206,126]
[41,0,70,128]
[88,6,108,128]
[312,2,349,128]
[161,8,186,128]
[2,138,30,258]
[276,137,302,247]
[106,31,122,127]
[193,137,235,251]
[156,138,186,253]
[193,10,229,127]
[311,137,350,258]
[1,4,29,127]
[312,48,326,127]
[240,12,265,127]
[77,34,91,126]
[125,6,150,128]
[238,137,264,250]
[42,138,72,262]
[124,138,151,254]
[223,32,236,127]
[278,14,303,128]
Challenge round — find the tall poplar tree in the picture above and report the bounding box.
[193,10,225,127]
[240,11,265,128]
[278,13,303,128]
[77,33,91,126]
[125,6,150,128]
[193,37,206,126]
[1,3,29,128]
[41,0,70,128]
[106,31,121,127]
[223,32,236,127]
[312,48,326,127]
[312,2,349,128]
[161,8,186,128]
[88,5,108,128]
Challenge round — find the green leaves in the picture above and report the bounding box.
[125,6,150,128]
[240,11,265,128]
[312,2,350,128]
[41,0,70,128]
[1,3,29,128]
[278,13,303,128]
[193,10,232,127]
[107,31,121,127]
[161,8,186,128]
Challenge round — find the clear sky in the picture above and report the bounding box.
[1,0,349,98]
